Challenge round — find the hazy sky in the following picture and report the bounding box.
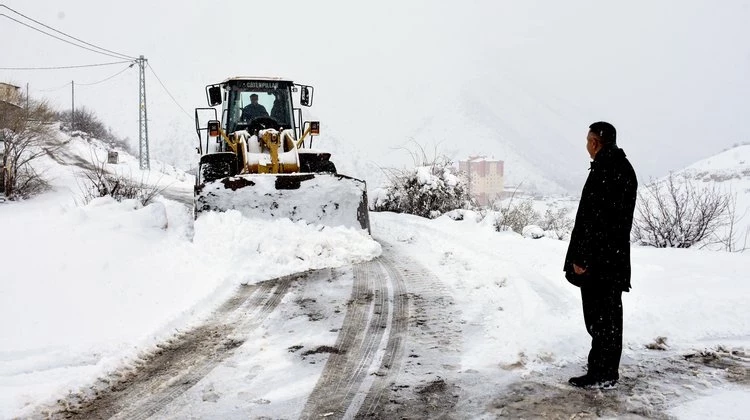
[2,0,749,191]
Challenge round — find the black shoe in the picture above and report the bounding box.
[568,375,618,390]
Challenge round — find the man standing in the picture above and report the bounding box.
[564,121,637,389]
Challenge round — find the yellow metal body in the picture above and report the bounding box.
[218,128,299,174]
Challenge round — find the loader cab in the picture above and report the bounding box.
[224,81,295,134]
[197,77,315,153]
[194,77,323,184]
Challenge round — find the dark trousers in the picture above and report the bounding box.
[581,285,623,380]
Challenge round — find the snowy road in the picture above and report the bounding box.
[43,243,463,419]
[36,211,749,419]
[55,273,300,419]
[301,247,462,419]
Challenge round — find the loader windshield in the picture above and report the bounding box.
[226,82,294,134]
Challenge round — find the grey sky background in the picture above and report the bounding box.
[2,0,749,192]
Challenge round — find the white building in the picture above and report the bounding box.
[458,155,505,206]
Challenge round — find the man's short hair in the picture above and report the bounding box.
[589,121,616,144]
[250,93,258,99]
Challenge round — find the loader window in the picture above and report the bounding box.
[228,87,294,133]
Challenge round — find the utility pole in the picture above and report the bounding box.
[137,55,150,170]
[25,83,29,120]
[71,80,75,131]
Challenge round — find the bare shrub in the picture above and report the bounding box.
[373,143,474,218]
[79,152,165,206]
[0,96,57,199]
[541,203,575,240]
[494,197,540,233]
[632,173,731,248]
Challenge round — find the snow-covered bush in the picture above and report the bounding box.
[79,153,164,206]
[372,156,473,218]
[494,197,540,233]
[522,225,545,239]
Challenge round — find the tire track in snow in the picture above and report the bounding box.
[300,259,396,419]
[46,272,304,420]
[301,242,460,419]
[359,243,463,419]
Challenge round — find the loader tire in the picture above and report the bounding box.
[200,153,237,183]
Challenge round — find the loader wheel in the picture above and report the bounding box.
[200,153,237,183]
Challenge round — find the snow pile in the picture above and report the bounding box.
[372,160,472,218]
[193,210,381,284]
[196,173,369,231]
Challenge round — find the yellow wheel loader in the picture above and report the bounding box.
[194,77,370,232]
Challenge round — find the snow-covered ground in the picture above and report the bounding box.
[0,133,380,418]
[0,135,748,418]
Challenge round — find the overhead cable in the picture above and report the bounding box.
[0,60,133,70]
[0,4,136,60]
[0,12,132,61]
[147,63,193,120]
[76,63,135,86]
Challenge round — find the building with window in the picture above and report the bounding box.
[0,82,21,108]
[459,155,505,206]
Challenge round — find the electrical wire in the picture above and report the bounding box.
[0,60,133,70]
[0,4,135,60]
[0,13,131,61]
[147,63,193,120]
[76,63,134,86]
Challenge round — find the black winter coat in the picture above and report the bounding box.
[564,144,638,291]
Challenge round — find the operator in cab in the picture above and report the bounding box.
[241,93,268,121]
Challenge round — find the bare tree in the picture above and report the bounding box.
[0,97,57,199]
[716,192,750,252]
[632,173,730,248]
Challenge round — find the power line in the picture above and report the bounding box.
[0,4,135,60]
[147,63,193,120]
[0,60,133,70]
[76,63,135,86]
[0,13,131,61]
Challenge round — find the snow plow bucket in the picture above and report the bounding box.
[195,173,371,233]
